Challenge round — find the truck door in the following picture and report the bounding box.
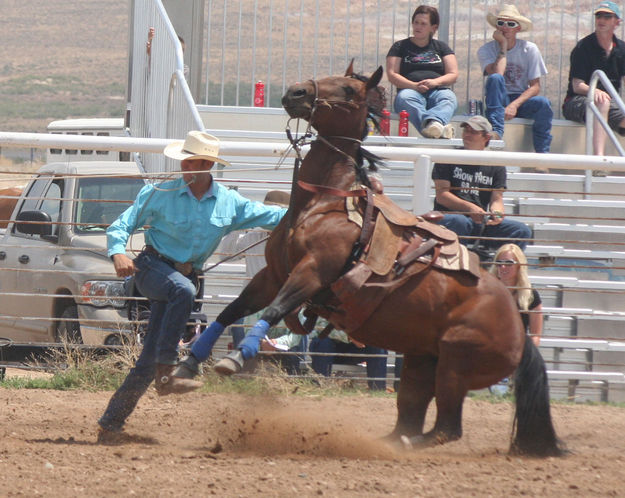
[0,177,49,339]
[6,176,64,341]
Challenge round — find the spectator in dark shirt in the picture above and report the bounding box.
[386,5,458,139]
[563,1,625,167]
[432,116,531,251]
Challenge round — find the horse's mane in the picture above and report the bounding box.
[349,72,386,186]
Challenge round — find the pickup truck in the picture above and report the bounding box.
[0,161,146,346]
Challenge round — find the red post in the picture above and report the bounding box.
[398,110,410,137]
[380,109,391,136]
[254,81,265,107]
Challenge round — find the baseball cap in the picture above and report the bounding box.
[595,1,621,18]
[460,115,493,132]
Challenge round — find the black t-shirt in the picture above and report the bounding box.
[431,162,507,211]
[387,38,454,83]
[520,288,542,331]
[565,32,625,99]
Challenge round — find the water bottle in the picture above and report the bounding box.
[398,110,409,137]
[380,109,391,136]
[254,81,265,107]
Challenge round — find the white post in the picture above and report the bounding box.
[412,154,432,215]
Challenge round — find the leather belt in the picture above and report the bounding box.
[143,245,194,277]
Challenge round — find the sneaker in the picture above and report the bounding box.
[421,120,443,138]
[593,170,608,177]
[490,130,502,140]
[441,123,455,139]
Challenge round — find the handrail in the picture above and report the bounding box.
[585,70,625,192]
[129,0,205,174]
[586,69,625,157]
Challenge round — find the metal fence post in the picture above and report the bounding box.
[412,154,432,215]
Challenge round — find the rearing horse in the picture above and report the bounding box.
[177,63,564,457]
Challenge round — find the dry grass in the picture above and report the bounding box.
[0,0,128,133]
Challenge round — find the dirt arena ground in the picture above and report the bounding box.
[0,371,624,498]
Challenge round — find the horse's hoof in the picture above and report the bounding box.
[214,350,244,376]
[173,354,201,379]
[400,434,425,450]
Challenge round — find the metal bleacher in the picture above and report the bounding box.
[506,168,625,402]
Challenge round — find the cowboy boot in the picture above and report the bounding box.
[154,363,202,396]
[213,350,245,376]
[172,354,202,379]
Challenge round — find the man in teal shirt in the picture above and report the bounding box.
[98,131,285,443]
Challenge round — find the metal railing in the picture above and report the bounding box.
[586,69,625,157]
[200,0,624,118]
[128,0,204,173]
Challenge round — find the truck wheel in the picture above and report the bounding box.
[56,305,83,344]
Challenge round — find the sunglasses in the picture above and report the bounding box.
[495,259,517,266]
[595,12,617,19]
[496,19,520,28]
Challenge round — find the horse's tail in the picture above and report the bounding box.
[511,335,566,457]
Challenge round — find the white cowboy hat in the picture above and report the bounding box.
[487,4,533,32]
[163,130,230,166]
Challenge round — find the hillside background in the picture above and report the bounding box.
[0,0,128,133]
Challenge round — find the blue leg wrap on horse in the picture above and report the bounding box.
[238,320,270,360]
[191,322,225,361]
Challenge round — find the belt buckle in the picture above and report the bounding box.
[175,262,193,276]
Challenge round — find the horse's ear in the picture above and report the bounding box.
[365,66,386,115]
[365,66,384,91]
[344,58,355,77]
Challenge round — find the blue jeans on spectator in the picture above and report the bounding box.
[309,337,388,390]
[394,87,457,132]
[230,318,245,348]
[393,353,404,392]
[484,74,553,153]
[439,214,531,251]
[98,251,196,432]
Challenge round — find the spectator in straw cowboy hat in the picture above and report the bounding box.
[477,4,553,159]
[97,131,286,443]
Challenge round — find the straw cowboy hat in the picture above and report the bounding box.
[164,130,230,166]
[487,4,533,32]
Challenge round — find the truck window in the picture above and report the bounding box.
[19,177,51,214]
[14,178,63,237]
[39,181,63,235]
[75,176,145,232]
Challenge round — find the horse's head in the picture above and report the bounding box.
[281,62,385,139]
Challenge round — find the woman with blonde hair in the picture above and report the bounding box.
[489,243,543,346]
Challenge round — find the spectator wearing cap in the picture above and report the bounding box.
[431,116,532,251]
[477,4,553,158]
[97,131,286,443]
[563,1,625,169]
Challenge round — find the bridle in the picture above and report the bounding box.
[284,77,373,203]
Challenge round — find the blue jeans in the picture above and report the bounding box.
[439,214,531,251]
[394,87,457,131]
[309,337,388,390]
[98,252,197,432]
[484,74,553,153]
